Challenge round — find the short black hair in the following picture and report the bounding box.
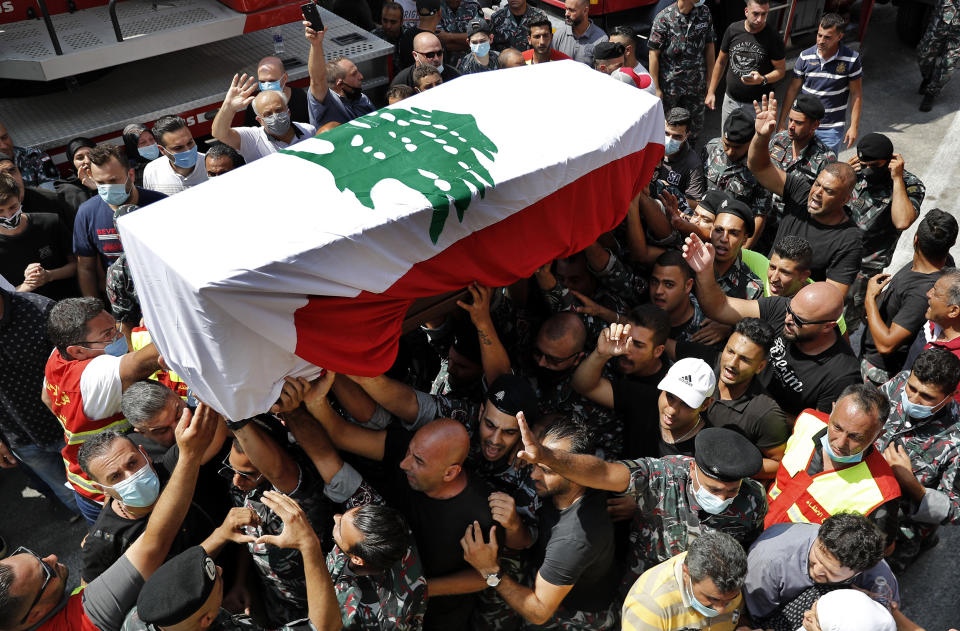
[0,563,27,629]
[685,531,747,593]
[386,84,415,102]
[349,505,411,572]
[78,430,130,479]
[654,250,693,281]
[733,318,776,356]
[47,297,106,357]
[608,25,636,42]
[818,513,885,572]
[916,208,958,261]
[837,383,890,425]
[627,304,671,346]
[152,116,189,147]
[820,12,846,30]
[772,235,813,271]
[205,142,245,169]
[539,415,595,455]
[527,17,552,31]
[88,143,128,169]
[912,347,960,395]
[412,64,441,86]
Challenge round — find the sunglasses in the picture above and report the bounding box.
[217,455,263,483]
[785,302,836,328]
[532,347,579,365]
[14,547,55,623]
[415,49,443,59]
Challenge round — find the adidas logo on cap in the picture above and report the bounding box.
[680,375,693,386]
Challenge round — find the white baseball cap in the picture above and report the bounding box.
[657,357,716,409]
[815,589,895,631]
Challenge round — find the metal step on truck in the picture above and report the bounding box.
[0,1,393,171]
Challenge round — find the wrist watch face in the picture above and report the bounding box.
[486,573,501,587]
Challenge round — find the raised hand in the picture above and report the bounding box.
[302,370,336,415]
[176,402,221,462]
[569,289,605,317]
[303,21,327,46]
[256,490,320,551]
[753,92,778,137]
[596,323,633,358]
[456,282,493,326]
[515,411,551,466]
[682,232,715,274]
[216,506,260,545]
[270,376,311,414]
[223,73,258,113]
[888,153,905,179]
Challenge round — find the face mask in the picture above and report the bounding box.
[104,460,160,507]
[137,144,160,161]
[341,83,365,102]
[900,389,947,420]
[0,206,23,229]
[261,111,292,136]
[436,63,445,73]
[471,41,491,57]
[665,136,684,156]
[685,573,720,617]
[165,145,199,169]
[820,433,865,464]
[694,468,735,515]
[860,165,891,186]
[98,181,131,206]
[104,334,129,357]
[259,79,283,92]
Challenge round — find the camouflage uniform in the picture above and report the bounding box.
[591,248,649,309]
[438,0,481,67]
[541,279,630,347]
[527,604,619,631]
[918,0,960,97]
[716,256,764,300]
[876,370,960,569]
[844,169,925,331]
[490,4,548,52]
[13,145,60,189]
[122,607,315,631]
[647,3,715,139]
[703,138,768,220]
[672,295,708,344]
[616,455,767,592]
[105,254,141,325]
[458,50,501,74]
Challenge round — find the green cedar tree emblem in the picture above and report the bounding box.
[283,107,498,244]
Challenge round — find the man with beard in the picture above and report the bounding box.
[684,233,860,418]
[649,251,708,346]
[490,0,548,53]
[390,31,462,87]
[552,0,608,66]
[304,23,375,128]
[522,18,571,63]
[372,2,410,70]
[762,236,813,298]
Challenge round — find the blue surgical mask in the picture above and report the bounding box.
[165,145,199,169]
[685,574,721,617]
[259,79,283,92]
[436,63,445,73]
[104,335,129,357]
[693,468,735,515]
[665,136,684,156]
[820,433,865,464]
[137,144,160,161]
[470,41,491,57]
[900,389,947,420]
[97,180,131,206]
[0,206,23,229]
[104,459,160,507]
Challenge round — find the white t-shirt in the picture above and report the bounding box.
[143,154,208,196]
[78,354,124,419]
[396,0,417,27]
[234,122,317,164]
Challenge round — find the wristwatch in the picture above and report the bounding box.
[485,570,502,587]
[761,76,768,86]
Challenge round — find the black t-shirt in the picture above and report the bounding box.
[721,21,785,103]
[862,264,940,373]
[0,213,77,300]
[24,186,74,229]
[611,362,670,459]
[534,489,618,612]
[772,173,863,287]
[382,427,495,631]
[243,86,311,127]
[757,296,861,416]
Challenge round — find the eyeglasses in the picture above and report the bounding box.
[77,321,122,348]
[785,303,836,328]
[217,455,263,483]
[415,49,443,59]
[14,547,55,623]
[532,347,579,365]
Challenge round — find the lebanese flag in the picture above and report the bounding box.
[120,61,664,420]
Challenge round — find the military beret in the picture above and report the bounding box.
[694,427,762,482]
[416,0,442,15]
[857,133,894,162]
[723,109,755,144]
[696,189,732,216]
[136,546,218,627]
[666,107,692,126]
[791,93,825,121]
[487,373,540,423]
[715,197,755,237]
[466,19,491,37]
[593,41,625,62]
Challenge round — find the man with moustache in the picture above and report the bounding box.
[552,0,608,66]
[650,251,708,345]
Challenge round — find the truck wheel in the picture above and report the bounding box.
[896,2,932,46]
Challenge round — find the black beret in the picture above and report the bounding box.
[714,197,755,237]
[416,0,441,14]
[697,189,732,215]
[722,109,755,144]
[67,137,96,163]
[487,373,540,423]
[694,427,762,482]
[666,107,692,126]
[857,133,894,162]
[791,93,825,121]
[466,19,491,37]
[137,546,218,627]
[593,41,625,61]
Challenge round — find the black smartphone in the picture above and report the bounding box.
[301,2,324,32]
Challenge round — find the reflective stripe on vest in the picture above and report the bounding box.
[130,328,189,398]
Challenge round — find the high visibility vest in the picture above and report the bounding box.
[130,327,189,399]
[765,410,901,528]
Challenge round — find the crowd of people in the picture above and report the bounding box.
[1,0,959,630]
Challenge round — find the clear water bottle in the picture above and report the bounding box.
[872,575,894,608]
[272,26,284,56]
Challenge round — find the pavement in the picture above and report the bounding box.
[2,1,959,627]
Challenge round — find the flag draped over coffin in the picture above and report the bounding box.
[120,60,665,420]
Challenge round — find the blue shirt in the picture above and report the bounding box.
[307,89,375,129]
[792,43,862,130]
[73,188,166,265]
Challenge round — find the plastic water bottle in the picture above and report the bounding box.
[272,26,285,56]
[872,575,894,608]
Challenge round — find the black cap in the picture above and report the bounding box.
[857,133,894,162]
[715,197,755,237]
[136,547,218,627]
[67,137,96,163]
[593,41,625,62]
[486,374,540,423]
[666,107,692,126]
[416,0,442,15]
[791,93,825,121]
[694,427,762,482]
[723,109,755,144]
[697,189,732,215]
[466,19,491,37]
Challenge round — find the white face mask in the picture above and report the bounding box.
[693,467,736,515]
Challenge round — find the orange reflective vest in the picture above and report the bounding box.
[765,410,901,528]
[130,327,189,399]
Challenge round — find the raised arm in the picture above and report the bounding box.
[303,374,388,461]
[118,343,161,391]
[747,93,787,196]
[888,154,920,230]
[682,233,760,324]
[231,382,302,494]
[305,22,329,103]
[456,283,512,383]
[211,73,257,150]
[347,373,420,424]
[570,324,633,408]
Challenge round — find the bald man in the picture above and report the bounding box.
[684,233,860,418]
[212,74,317,164]
[242,56,311,127]
[498,47,526,68]
[302,409,496,631]
[305,23,376,128]
[390,31,462,88]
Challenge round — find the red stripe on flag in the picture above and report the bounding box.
[293,145,663,375]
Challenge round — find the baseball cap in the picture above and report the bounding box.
[658,357,716,408]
